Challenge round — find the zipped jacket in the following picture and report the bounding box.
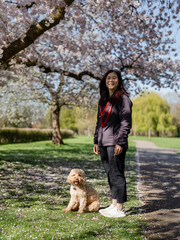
[94,94,132,149]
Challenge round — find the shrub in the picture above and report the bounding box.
[0,128,74,144]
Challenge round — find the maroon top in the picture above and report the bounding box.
[94,94,132,148]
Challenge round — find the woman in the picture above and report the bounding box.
[93,70,132,218]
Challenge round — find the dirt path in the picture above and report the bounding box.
[134,140,180,240]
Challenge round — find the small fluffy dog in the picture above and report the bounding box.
[63,169,100,214]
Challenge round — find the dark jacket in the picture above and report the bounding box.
[94,94,132,149]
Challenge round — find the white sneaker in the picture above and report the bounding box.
[101,206,126,218]
[99,204,115,215]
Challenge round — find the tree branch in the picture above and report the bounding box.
[20,59,102,81]
[120,52,143,71]
[5,1,36,9]
[0,0,75,66]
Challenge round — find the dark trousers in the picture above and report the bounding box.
[100,146,127,203]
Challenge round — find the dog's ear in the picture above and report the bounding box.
[79,169,85,177]
[67,173,72,184]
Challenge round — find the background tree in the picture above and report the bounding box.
[74,106,97,136]
[46,105,97,135]
[33,72,97,145]
[60,107,77,132]
[0,90,48,128]
[162,91,180,137]
[171,104,180,137]
[60,106,97,135]
[132,92,176,137]
[0,67,98,144]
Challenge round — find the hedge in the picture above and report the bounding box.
[0,128,74,144]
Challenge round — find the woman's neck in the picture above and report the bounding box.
[109,89,115,97]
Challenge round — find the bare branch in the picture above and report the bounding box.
[120,52,143,71]
[15,59,102,81]
[5,1,36,9]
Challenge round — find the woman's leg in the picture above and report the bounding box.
[99,146,111,189]
[100,146,127,204]
[106,146,127,205]
[99,146,127,217]
[100,147,115,209]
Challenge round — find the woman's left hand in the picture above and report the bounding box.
[114,144,123,156]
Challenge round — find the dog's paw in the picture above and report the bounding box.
[77,210,84,214]
[63,208,70,212]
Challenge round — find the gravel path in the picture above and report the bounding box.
[134,140,180,240]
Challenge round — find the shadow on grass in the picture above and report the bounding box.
[0,141,101,205]
[0,142,95,164]
[0,139,147,240]
[0,140,139,213]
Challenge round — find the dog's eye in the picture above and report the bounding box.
[78,174,81,177]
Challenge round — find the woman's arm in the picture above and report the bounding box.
[115,95,132,148]
[93,144,99,154]
[93,106,100,145]
[93,106,100,154]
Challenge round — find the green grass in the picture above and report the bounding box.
[0,136,146,240]
[130,136,180,149]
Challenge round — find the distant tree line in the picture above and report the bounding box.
[0,100,97,137]
[1,92,179,138]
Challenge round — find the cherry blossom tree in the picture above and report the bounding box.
[0,0,180,144]
[0,0,180,87]
[1,66,98,144]
[36,72,97,145]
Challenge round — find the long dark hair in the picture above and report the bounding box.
[99,70,129,105]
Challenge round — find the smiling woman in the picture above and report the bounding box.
[105,72,119,96]
[93,70,132,218]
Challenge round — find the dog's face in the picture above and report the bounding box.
[67,169,86,186]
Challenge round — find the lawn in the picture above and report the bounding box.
[0,136,146,240]
[130,136,180,149]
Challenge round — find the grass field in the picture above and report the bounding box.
[130,136,180,149]
[0,136,146,240]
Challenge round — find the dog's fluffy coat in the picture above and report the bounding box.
[63,169,100,214]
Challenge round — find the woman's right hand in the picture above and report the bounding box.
[93,144,99,154]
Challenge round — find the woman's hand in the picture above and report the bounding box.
[93,144,99,154]
[114,144,123,156]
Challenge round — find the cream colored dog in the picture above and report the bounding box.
[63,169,100,214]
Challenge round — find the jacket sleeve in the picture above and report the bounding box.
[114,95,132,148]
[94,106,100,144]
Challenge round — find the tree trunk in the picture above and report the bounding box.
[177,126,180,137]
[148,128,151,138]
[134,126,136,137]
[155,130,159,137]
[161,130,164,137]
[51,103,63,145]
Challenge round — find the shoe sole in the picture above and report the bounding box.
[99,211,126,218]
[98,206,115,214]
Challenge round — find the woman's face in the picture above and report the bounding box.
[106,72,119,92]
